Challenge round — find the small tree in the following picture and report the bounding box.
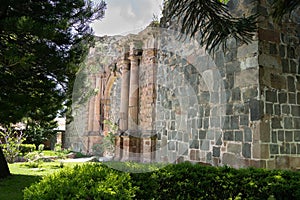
[0,125,25,163]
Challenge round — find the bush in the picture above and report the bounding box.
[130,162,300,200]
[23,163,137,200]
[23,162,300,200]
[19,144,36,156]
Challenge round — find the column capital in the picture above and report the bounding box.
[117,59,130,72]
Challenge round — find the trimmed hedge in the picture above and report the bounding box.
[131,162,300,199]
[24,162,300,200]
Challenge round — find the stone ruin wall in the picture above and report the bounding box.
[65,0,300,169]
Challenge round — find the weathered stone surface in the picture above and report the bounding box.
[242,143,251,158]
[234,68,259,88]
[227,143,241,154]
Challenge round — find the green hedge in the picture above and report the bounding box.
[131,162,300,199]
[24,162,300,200]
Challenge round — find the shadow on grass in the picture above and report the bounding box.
[0,174,41,200]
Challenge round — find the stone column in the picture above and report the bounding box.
[123,52,141,161]
[115,59,130,160]
[119,59,130,131]
[128,54,140,133]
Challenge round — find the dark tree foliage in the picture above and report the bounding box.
[163,0,299,52]
[0,0,106,178]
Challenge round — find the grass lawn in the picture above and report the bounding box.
[0,161,84,200]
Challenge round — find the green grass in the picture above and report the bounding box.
[0,161,84,200]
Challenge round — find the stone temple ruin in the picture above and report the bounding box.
[65,0,300,169]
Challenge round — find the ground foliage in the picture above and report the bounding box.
[24,162,300,200]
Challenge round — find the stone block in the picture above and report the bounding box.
[222,153,240,167]
[278,130,284,141]
[258,28,280,42]
[244,127,253,142]
[271,117,282,129]
[200,140,210,151]
[250,160,267,168]
[242,143,251,158]
[189,139,199,149]
[213,146,220,157]
[274,104,281,115]
[237,41,258,58]
[271,131,277,143]
[294,131,300,141]
[285,131,293,142]
[259,54,281,68]
[231,116,239,129]
[235,68,258,88]
[291,144,297,154]
[284,117,293,129]
[240,115,249,126]
[278,92,287,103]
[253,143,269,159]
[294,118,300,129]
[206,130,215,140]
[241,56,259,70]
[270,74,286,90]
[287,76,296,92]
[243,87,258,101]
[266,103,273,115]
[227,143,241,154]
[289,157,300,170]
[291,105,300,116]
[224,131,234,141]
[282,58,290,73]
[270,144,279,154]
[265,90,277,102]
[267,159,276,170]
[275,156,290,169]
[250,99,263,121]
[235,131,243,142]
[232,87,241,101]
[288,93,296,104]
[281,105,290,115]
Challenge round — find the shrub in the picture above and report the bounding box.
[23,162,300,200]
[130,162,300,200]
[19,144,36,156]
[38,144,44,152]
[23,163,138,200]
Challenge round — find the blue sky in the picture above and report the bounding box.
[91,0,163,36]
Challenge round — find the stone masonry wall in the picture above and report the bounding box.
[155,0,261,167]
[155,0,300,169]
[257,1,300,169]
[65,0,300,169]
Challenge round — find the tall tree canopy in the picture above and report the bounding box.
[0,0,106,179]
[163,0,300,51]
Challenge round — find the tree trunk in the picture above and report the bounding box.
[0,147,11,179]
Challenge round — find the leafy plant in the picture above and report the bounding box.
[19,144,36,156]
[0,126,25,163]
[93,119,118,156]
[38,144,44,152]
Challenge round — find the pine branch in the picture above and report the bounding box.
[163,0,257,52]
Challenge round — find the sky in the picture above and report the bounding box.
[91,0,163,36]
